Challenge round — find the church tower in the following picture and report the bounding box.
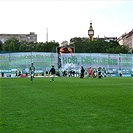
[88,21,94,41]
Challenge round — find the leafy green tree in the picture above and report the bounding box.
[44,41,59,52]
[35,44,41,52]
[105,41,129,54]
[88,40,107,53]
[24,42,36,52]
[12,38,20,52]
[1,36,130,53]
[69,37,129,54]
[2,38,20,52]
[61,40,69,47]
[0,40,2,51]
[117,45,129,53]
[9,41,15,52]
[19,43,25,52]
[69,37,88,53]
[2,40,9,52]
[37,42,45,52]
[131,49,133,53]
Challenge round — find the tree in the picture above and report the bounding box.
[2,37,20,52]
[12,38,20,52]
[131,49,133,53]
[19,43,25,52]
[1,36,130,53]
[69,37,88,53]
[61,40,69,47]
[44,41,59,52]
[2,40,9,52]
[9,41,15,52]
[0,40,2,51]
[118,45,129,53]
[35,44,41,52]
[69,37,129,54]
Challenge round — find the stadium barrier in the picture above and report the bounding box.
[0,52,133,77]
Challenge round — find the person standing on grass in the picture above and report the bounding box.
[15,70,18,77]
[97,67,102,79]
[29,63,35,81]
[49,65,56,82]
[88,67,93,78]
[80,66,85,79]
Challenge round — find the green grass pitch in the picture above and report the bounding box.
[0,77,132,133]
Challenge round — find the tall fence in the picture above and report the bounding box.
[60,53,133,72]
[0,52,133,75]
[0,52,58,74]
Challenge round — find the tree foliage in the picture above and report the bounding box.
[0,40,2,51]
[9,41,15,52]
[69,37,129,54]
[19,43,25,52]
[0,37,129,53]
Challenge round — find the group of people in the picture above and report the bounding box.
[80,66,103,79]
[29,63,56,82]
[62,70,76,77]
[29,63,104,82]
[15,70,21,77]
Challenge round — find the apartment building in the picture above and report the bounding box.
[117,29,133,49]
[0,32,37,43]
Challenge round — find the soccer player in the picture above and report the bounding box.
[49,65,56,82]
[88,67,93,78]
[29,63,35,81]
[80,66,85,79]
[97,67,102,79]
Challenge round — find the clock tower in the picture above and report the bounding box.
[88,21,94,41]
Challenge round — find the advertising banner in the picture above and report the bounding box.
[60,53,132,73]
[0,52,58,72]
[0,52,132,75]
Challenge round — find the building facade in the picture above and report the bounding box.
[117,29,133,49]
[94,36,117,42]
[0,32,37,43]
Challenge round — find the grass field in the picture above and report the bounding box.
[0,77,132,133]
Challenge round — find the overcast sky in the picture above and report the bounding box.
[0,0,133,43]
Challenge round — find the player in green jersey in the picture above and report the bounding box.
[29,63,35,81]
